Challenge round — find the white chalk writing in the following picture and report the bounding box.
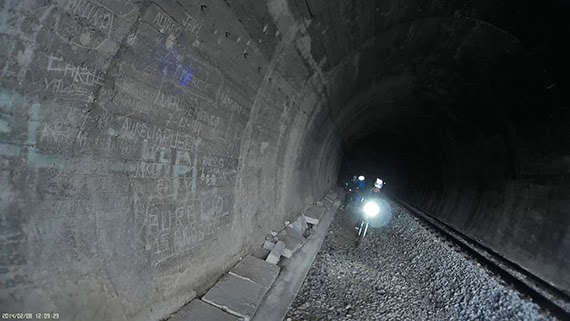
[153,12,182,37]
[182,13,203,35]
[132,187,233,265]
[152,10,203,38]
[65,0,114,32]
[120,118,200,152]
[116,81,200,119]
[46,55,103,86]
[44,55,103,101]
[218,87,248,118]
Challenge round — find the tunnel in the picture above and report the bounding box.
[0,0,568,320]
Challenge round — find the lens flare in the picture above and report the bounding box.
[363,202,380,217]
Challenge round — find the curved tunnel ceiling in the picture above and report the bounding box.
[281,0,568,148]
[338,16,520,144]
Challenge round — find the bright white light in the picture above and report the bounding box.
[363,202,380,217]
[374,178,383,188]
[358,175,365,181]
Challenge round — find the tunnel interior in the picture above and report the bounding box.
[338,0,570,297]
[339,3,569,293]
[0,0,569,320]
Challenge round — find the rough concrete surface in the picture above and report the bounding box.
[0,1,339,320]
[229,255,280,289]
[289,215,308,234]
[267,240,286,265]
[202,273,267,321]
[169,299,240,321]
[278,226,306,253]
[252,192,340,321]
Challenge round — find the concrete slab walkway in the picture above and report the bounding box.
[252,192,340,321]
[168,300,240,321]
[165,190,340,321]
[202,273,267,321]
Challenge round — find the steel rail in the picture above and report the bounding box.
[390,196,570,321]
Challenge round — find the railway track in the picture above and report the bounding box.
[391,197,570,321]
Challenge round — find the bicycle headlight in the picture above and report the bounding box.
[363,202,380,217]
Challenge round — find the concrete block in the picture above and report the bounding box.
[282,248,293,258]
[169,299,240,321]
[277,226,305,254]
[304,215,319,225]
[251,193,338,321]
[304,206,327,221]
[229,255,280,289]
[266,241,285,264]
[288,215,308,234]
[285,225,304,239]
[202,274,267,321]
[252,246,271,260]
[263,240,275,250]
[266,254,279,265]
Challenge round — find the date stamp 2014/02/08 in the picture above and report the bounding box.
[2,313,59,319]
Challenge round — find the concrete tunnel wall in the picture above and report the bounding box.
[401,121,570,296]
[0,1,342,320]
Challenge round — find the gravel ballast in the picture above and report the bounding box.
[285,200,557,321]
